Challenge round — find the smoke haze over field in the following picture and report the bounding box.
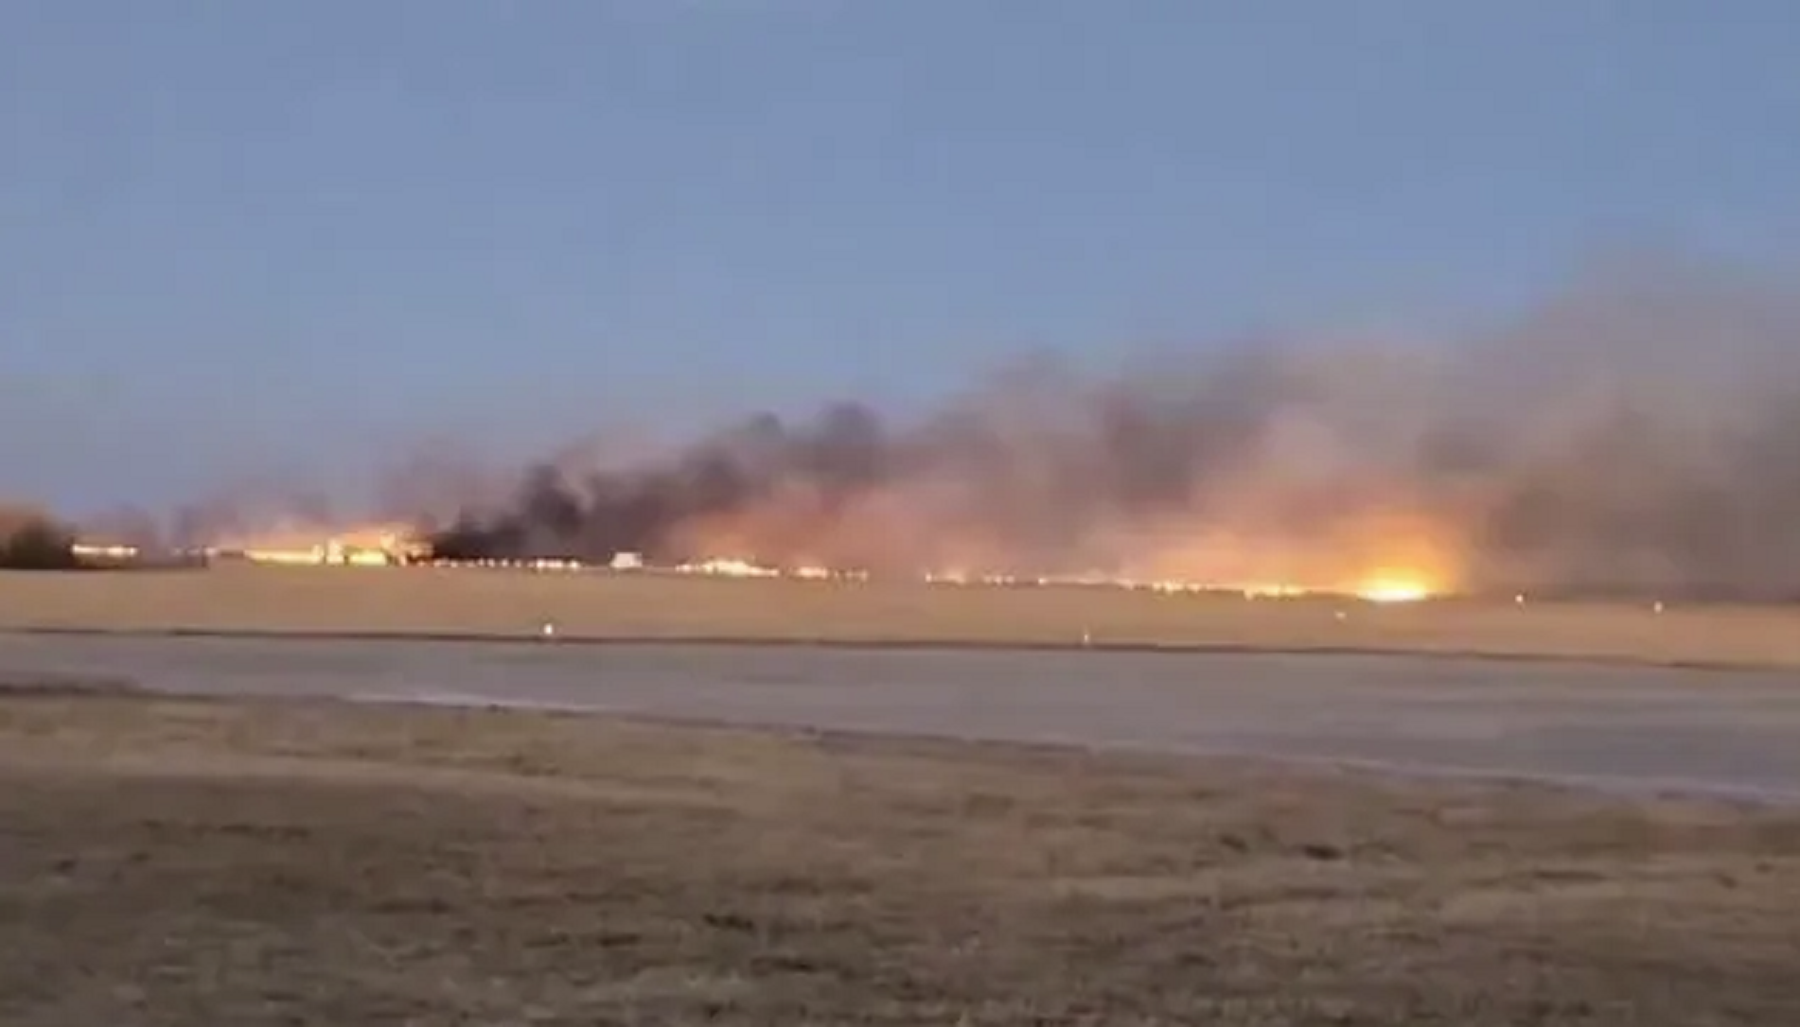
[425,262,1800,598]
[72,261,1777,599]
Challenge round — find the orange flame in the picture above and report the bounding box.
[670,485,1465,599]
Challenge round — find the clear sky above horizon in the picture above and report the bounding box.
[5,1,1798,516]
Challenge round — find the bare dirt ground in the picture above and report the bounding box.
[3,688,1797,1026]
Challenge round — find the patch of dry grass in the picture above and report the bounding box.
[1,693,1796,1025]
[4,564,1800,668]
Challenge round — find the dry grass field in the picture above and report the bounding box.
[1,686,1797,1026]
[5,564,1800,668]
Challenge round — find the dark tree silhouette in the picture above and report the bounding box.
[0,518,79,570]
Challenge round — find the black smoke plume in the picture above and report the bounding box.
[428,259,1800,599]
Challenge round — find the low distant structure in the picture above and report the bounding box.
[0,512,79,570]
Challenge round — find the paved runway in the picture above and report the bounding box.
[5,631,1800,801]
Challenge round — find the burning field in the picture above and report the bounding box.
[404,264,1800,604]
[5,562,1800,671]
[46,260,1800,608]
[11,264,1800,1024]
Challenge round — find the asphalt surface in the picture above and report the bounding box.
[4,631,1800,801]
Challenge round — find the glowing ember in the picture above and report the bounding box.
[675,556,780,578]
[1354,579,1433,603]
[205,522,429,567]
[1239,583,1309,599]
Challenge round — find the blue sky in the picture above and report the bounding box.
[4,0,1797,514]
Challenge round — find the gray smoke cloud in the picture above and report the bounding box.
[428,258,1800,599]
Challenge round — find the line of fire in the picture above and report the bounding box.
[63,522,1442,606]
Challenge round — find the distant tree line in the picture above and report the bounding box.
[0,510,78,570]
